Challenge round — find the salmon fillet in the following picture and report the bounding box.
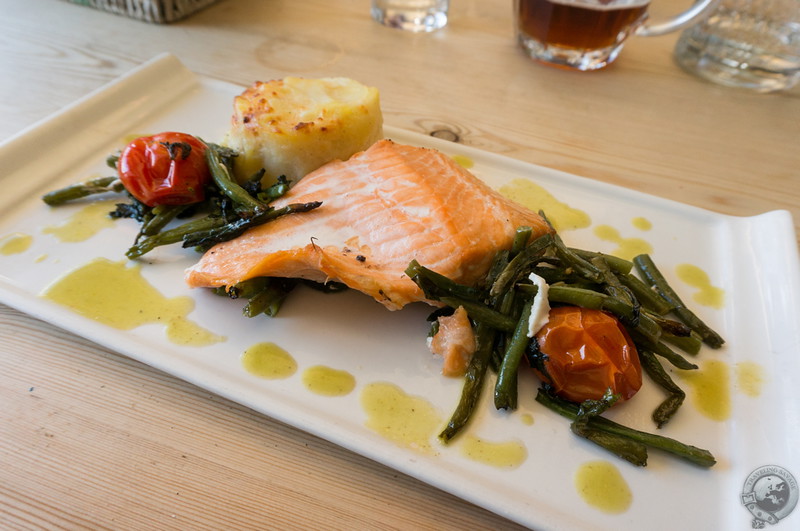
[185,139,551,310]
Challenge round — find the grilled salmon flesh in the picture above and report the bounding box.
[185,139,551,310]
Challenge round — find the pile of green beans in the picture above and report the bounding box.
[42,143,324,319]
[406,220,724,468]
[41,143,321,260]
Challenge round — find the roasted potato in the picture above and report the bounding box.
[222,77,383,185]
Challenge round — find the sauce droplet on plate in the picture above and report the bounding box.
[302,365,356,396]
[459,435,527,468]
[360,382,441,455]
[450,154,474,169]
[0,233,33,255]
[676,263,725,309]
[593,224,653,260]
[41,258,224,346]
[575,460,632,513]
[677,359,731,421]
[242,342,297,379]
[43,200,117,242]
[499,179,591,231]
[632,217,652,231]
[735,361,766,397]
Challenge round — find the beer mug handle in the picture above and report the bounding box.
[636,0,720,37]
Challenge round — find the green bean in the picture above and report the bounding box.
[648,340,698,370]
[633,254,725,348]
[490,271,525,367]
[205,143,267,211]
[535,389,716,467]
[527,264,573,284]
[639,349,686,428]
[571,249,633,274]
[126,216,225,258]
[662,330,703,356]
[591,256,636,307]
[497,280,529,317]
[183,201,322,252]
[630,314,667,348]
[439,322,497,443]
[494,299,534,410]
[545,284,606,308]
[549,228,602,283]
[140,204,189,236]
[106,153,120,169]
[405,260,483,302]
[489,232,554,297]
[643,310,692,338]
[571,422,649,466]
[510,226,533,257]
[617,271,672,315]
[481,249,510,295]
[299,279,349,293]
[243,278,296,317]
[438,296,517,331]
[258,175,291,201]
[225,277,272,299]
[42,176,123,206]
[568,390,649,466]
[600,291,669,346]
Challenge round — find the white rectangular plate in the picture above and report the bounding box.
[1,54,799,530]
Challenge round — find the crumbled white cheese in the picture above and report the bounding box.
[526,272,550,338]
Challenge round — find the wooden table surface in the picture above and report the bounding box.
[1,0,798,529]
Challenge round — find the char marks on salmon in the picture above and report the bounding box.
[185,139,551,310]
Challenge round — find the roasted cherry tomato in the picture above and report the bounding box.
[533,306,642,403]
[117,132,210,207]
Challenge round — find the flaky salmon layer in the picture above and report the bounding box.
[185,139,551,310]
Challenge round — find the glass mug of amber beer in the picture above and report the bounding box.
[515,0,719,70]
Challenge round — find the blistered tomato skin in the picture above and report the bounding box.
[533,306,642,403]
[117,132,210,207]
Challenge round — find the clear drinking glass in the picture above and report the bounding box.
[514,0,720,71]
[674,0,800,92]
[371,0,449,32]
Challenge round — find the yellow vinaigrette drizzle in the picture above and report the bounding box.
[41,258,224,346]
[0,233,33,255]
[302,365,356,396]
[631,216,652,231]
[593,225,653,261]
[450,154,474,169]
[459,436,527,469]
[736,361,766,397]
[360,382,529,467]
[677,359,766,418]
[575,461,632,514]
[360,382,441,455]
[677,359,731,421]
[241,342,297,379]
[676,263,725,309]
[499,179,591,231]
[43,200,118,243]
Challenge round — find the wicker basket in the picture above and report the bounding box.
[66,0,219,24]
